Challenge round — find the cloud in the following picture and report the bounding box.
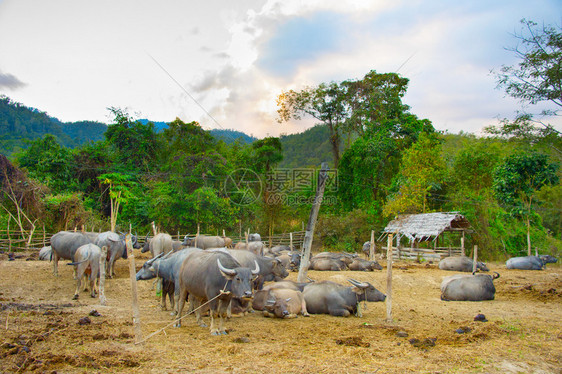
[0,70,26,90]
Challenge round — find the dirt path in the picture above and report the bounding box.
[0,253,560,373]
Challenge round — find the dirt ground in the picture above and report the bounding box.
[0,251,560,374]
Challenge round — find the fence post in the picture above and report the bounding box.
[369,230,375,260]
[126,234,143,344]
[7,219,11,252]
[472,245,478,273]
[386,233,394,323]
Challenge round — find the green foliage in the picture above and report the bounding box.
[16,134,75,193]
[493,152,559,216]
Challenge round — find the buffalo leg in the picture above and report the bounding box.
[73,274,82,300]
[328,307,351,317]
[174,286,189,328]
[53,252,59,276]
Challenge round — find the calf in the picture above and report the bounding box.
[67,243,101,300]
[262,288,309,318]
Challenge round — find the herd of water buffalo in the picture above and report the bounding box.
[38,230,558,336]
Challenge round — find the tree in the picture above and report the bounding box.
[98,173,136,231]
[492,19,562,133]
[493,152,559,255]
[104,107,158,171]
[277,82,347,168]
[383,133,446,217]
[16,134,74,193]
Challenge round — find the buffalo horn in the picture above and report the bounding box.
[493,272,500,279]
[146,252,164,266]
[217,258,237,276]
[348,279,368,288]
[251,260,260,275]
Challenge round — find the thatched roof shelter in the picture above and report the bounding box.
[383,212,471,242]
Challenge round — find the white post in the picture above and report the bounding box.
[386,233,393,323]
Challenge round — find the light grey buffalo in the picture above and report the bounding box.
[50,231,95,276]
[182,235,229,249]
[38,246,52,261]
[234,240,264,255]
[136,247,201,312]
[348,257,383,271]
[438,256,489,272]
[440,272,500,301]
[302,279,386,317]
[506,255,558,270]
[142,233,173,258]
[67,243,101,300]
[261,288,309,318]
[174,250,259,335]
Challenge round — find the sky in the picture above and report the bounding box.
[0,0,561,138]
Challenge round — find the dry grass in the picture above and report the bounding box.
[0,252,560,373]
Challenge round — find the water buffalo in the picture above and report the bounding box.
[263,280,310,292]
[303,279,386,317]
[95,231,140,278]
[248,233,261,242]
[262,288,309,318]
[309,257,347,271]
[362,241,375,257]
[50,231,95,276]
[438,256,489,272]
[142,233,173,258]
[182,235,229,249]
[136,247,201,312]
[234,241,264,256]
[227,249,289,290]
[172,240,185,252]
[348,257,383,271]
[174,250,259,335]
[38,246,52,261]
[440,272,500,301]
[67,243,101,300]
[505,255,557,270]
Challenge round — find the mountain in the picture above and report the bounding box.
[209,129,256,144]
[0,96,106,156]
[278,124,335,168]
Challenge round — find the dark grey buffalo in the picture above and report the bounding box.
[362,241,376,257]
[174,251,259,335]
[50,231,95,276]
[302,279,386,317]
[438,256,489,272]
[182,235,228,249]
[440,272,500,301]
[67,243,101,300]
[136,247,201,312]
[227,249,289,290]
[95,231,140,278]
[506,255,557,270]
[142,233,173,258]
[348,257,383,271]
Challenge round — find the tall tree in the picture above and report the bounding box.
[493,152,559,255]
[277,82,346,168]
[491,19,562,133]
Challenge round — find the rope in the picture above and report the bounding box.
[135,279,230,345]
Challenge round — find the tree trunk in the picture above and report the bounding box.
[326,120,340,169]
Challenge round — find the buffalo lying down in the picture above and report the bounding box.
[303,279,385,317]
[262,288,309,319]
[440,272,499,301]
[438,256,489,272]
[506,255,558,270]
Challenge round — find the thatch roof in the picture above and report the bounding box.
[383,212,471,242]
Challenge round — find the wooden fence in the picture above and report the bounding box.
[389,245,462,261]
[0,229,307,252]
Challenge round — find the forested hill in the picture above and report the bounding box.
[0,96,106,155]
[278,124,337,168]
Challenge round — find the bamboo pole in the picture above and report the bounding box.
[289,232,293,251]
[461,231,465,257]
[7,219,11,252]
[386,233,394,323]
[472,245,478,273]
[298,163,329,283]
[99,246,107,305]
[126,234,143,344]
[369,230,375,261]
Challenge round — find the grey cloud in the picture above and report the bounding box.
[0,70,26,90]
